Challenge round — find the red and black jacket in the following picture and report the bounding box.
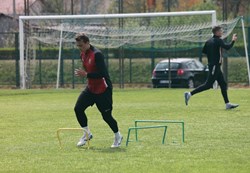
[81,45,112,94]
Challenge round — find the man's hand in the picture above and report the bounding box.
[74,69,87,77]
[232,34,237,41]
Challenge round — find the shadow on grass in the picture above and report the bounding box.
[78,146,127,153]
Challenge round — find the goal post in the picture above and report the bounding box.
[240,16,250,85]
[19,10,216,89]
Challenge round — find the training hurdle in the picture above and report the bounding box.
[56,128,90,149]
[126,125,168,146]
[134,120,185,143]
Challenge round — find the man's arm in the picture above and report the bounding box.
[219,39,234,50]
[219,33,237,50]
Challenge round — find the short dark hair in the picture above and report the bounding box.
[212,26,222,34]
[75,33,89,43]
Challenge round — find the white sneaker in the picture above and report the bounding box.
[111,133,123,148]
[184,92,191,106]
[77,132,93,147]
[226,103,239,110]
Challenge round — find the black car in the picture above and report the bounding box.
[152,58,208,88]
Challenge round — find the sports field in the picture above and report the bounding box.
[0,88,249,173]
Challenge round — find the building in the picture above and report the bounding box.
[0,13,18,48]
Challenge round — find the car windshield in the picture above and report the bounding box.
[155,62,179,70]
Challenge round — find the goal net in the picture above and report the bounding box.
[19,11,249,89]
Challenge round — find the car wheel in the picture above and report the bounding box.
[187,78,194,89]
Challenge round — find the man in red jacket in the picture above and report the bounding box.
[74,33,122,148]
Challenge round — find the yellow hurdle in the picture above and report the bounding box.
[56,128,90,149]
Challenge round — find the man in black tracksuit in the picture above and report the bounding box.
[184,26,239,110]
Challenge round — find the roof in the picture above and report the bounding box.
[0,13,18,20]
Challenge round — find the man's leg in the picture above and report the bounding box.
[96,88,123,148]
[216,68,229,103]
[216,68,239,109]
[74,89,94,146]
[185,65,216,105]
[191,65,217,95]
[96,88,118,133]
[74,89,93,127]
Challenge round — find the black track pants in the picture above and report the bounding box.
[74,88,119,133]
[190,64,229,103]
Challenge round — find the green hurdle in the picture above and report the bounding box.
[126,125,168,146]
[134,120,185,143]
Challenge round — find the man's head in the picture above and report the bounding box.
[75,33,90,52]
[212,26,223,37]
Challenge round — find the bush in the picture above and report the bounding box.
[228,58,249,83]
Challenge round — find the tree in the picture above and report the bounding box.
[41,0,64,14]
[40,0,108,15]
[215,0,249,19]
[108,0,178,13]
[175,0,203,11]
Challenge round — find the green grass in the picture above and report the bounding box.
[0,88,250,173]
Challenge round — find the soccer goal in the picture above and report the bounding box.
[19,10,249,89]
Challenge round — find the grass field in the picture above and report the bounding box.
[0,88,250,173]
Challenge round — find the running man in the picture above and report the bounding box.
[74,33,123,148]
[184,26,239,110]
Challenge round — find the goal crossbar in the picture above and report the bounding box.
[19,10,216,20]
